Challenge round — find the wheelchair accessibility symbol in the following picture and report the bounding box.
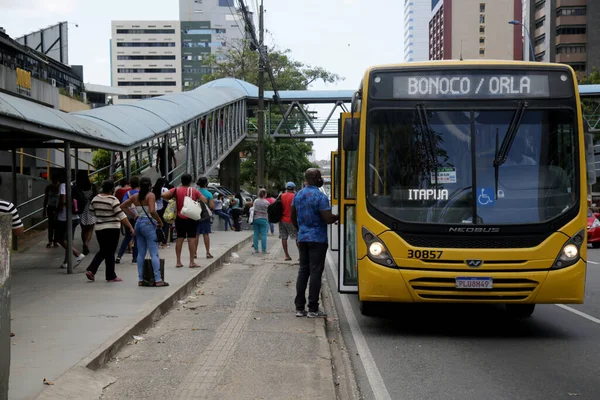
[477,188,494,206]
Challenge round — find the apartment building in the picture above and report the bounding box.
[110,21,182,104]
[404,0,431,62]
[179,0,246,89]
[527,0,599,78]
[429,0,523,61]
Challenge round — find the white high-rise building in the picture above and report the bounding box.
[110,21,182,104]
[404,0,431,62]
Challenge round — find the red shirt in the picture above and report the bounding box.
[115,187,129,203]
[169,186,202,219]
[266,197,275,205]
[280,192,295,223]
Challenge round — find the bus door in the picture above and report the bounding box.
[329,150,340,251]
[338,112,359,293]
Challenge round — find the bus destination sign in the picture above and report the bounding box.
[370,70,573,100]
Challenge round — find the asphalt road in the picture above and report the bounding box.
[326,246,600,400]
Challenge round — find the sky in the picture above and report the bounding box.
[1,0,406,160]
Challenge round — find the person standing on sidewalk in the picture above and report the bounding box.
[122,177,169,287]
[252,189,270,254]
[265,192,276,235]
[43,175,60,248]
[75,170,97,256]
[292,169,338,318]
[153,178,170,248]
[55,172,85,269]
[195,177,214,259]
[161,173,205,268]
[116,176,140,264]
[0,175,24,237]
[85,180,134,283]
[279,182,298,261]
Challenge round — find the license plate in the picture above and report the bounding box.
[456,277,493,289]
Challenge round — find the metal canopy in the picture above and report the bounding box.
[4,77,597,152]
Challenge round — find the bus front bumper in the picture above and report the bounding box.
[358,258,586,304]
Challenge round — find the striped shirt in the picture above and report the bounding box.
[89,195,127,231]
[0,200,23,229]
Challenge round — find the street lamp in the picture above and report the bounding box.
[509,20,535,62]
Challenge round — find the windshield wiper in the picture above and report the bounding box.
[416,104,439,187]
[492,101,528,199]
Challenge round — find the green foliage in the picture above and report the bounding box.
[202,39,343,90]
[202,39,342,186]
[580,68,600,84]
[91,149,146,184]
[240,137,318,193]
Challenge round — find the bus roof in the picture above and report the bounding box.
[364,60,573,74]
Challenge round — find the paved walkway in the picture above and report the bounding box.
[99,237,337,400]
[9,229,252,400]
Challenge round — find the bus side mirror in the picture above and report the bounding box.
[343,119,360,151]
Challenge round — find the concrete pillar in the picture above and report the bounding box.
[218,147,241,192]
[0,213,13,400]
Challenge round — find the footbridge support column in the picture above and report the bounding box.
[218,146,241,193]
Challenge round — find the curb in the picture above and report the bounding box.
[83,233,253,370]
[35,233,253,399]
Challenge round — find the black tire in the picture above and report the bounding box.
[592,242,600,249]
[359,300,377,317]
[505,304,535,318]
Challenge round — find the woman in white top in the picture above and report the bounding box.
[85,180,134,283]
[252,189,271,253]
[121,177,168,287]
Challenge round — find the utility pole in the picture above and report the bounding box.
[256,0,265,188]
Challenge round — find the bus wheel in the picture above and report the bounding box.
[359,300,376,316]
[505,304,535,318]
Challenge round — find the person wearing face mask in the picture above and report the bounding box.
[291,168,339,318]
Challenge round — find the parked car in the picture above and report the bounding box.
[588,208,600,248]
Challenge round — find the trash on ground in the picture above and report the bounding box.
[231,252,239,258]
[43,378,54,385]
[132,335,145,341]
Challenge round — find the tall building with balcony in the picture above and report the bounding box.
[110,21,182,104]
[527,0,598,79]
[404,0,431,62]
[429,0,523,61]
[179,0,246,89]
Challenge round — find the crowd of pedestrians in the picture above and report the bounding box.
[0,163,337,318]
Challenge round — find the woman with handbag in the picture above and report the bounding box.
[85,180,134,283]
[161,173,206,268]
[121,177,169,287]
[153,178,170,248]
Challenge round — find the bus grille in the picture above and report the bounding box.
[409,277,539,301]
[400,234,548,249]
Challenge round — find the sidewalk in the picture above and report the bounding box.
[98,236,338,399]
[8,229,253,400]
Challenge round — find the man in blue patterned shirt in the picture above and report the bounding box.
[292,168,339,318]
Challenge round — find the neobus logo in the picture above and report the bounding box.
[448,227,500,233]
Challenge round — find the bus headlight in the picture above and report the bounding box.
[362,227,396,268]
[369,242,384,257]
[553,229,585,270]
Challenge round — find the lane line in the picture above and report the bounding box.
[555,304,600,324]
[326,252,393,400]
[587,260,600,265]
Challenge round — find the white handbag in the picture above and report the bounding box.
[248,207,254,224]
[181,187,202,220]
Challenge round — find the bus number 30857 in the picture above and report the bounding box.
[407,250,443,259]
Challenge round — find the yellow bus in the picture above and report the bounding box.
[333,60,588,318]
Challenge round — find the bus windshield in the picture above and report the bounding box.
[366,108,578,225]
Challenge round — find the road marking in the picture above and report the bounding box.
[326,252,393,400]
[587,260,600,265]
[555,304,600,324]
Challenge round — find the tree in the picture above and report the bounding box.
[203,39,343,190]
[240,136,317,192]
[580,68,600,142]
